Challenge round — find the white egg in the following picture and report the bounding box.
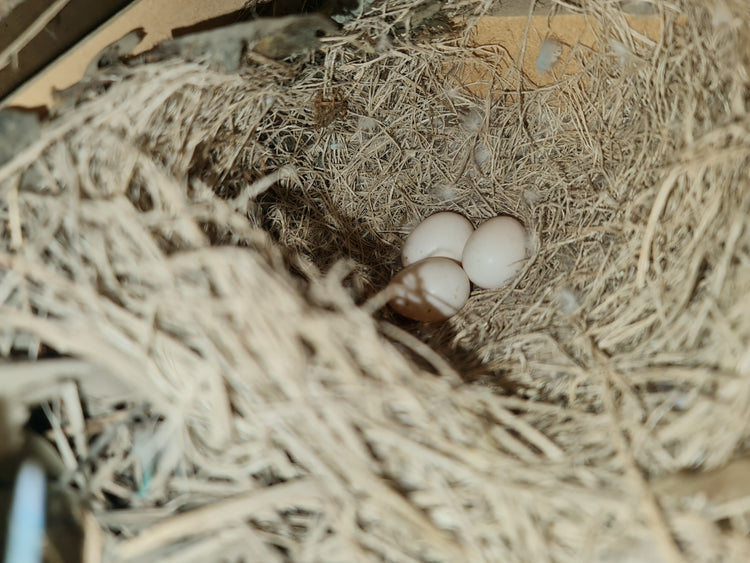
[461,216,528,289]
[401,212,474,266]
[388,257,471,322]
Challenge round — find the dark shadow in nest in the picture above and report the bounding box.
[254,0,360,19]
[171,0,360,39]
[253,181,502,391]
[185,143,513,393]
[186,153,534,400]
[181,106,504,394]
[381,302,503,390]
[184,112,395,291]
[193,171,505,392]
[382,281,536,397]
[256,180,400,295]
[171,7,254,38]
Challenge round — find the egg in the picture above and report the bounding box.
[461,216,528,289]
[401,211,474,266]
[388,257,471,322]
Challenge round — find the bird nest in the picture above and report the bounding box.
[1,0,750,561]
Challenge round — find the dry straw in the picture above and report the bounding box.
[1,0,750,561]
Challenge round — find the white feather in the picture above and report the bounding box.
[536,38,563,74]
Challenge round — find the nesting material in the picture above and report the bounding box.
[1,0,750,561]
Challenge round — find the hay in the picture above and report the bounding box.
[1,0,750,560]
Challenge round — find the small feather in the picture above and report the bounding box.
[536,38,563,74]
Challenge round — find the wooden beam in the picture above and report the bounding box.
[2,0,248,109]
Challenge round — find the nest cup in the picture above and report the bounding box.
[1,0,750,561]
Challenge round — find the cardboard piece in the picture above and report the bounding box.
[461,10,662,96]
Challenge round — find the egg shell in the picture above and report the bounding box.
[388,257,471,322]
[461,216,528,289]
[401,211,474,266]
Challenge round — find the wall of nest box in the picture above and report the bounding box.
[2,0,662,110]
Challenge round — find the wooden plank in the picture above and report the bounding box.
[0,0,132,102]
[2,0,247,109]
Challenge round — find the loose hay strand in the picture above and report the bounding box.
[115,479,325,560]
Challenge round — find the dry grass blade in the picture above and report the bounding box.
[114,479,324,560]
